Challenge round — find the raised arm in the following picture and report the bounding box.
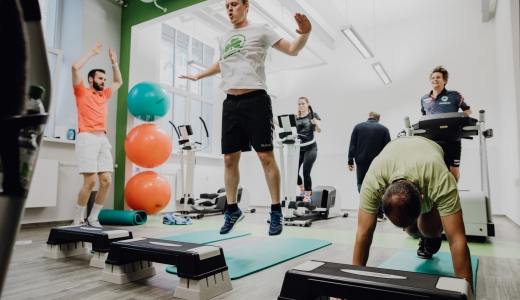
[353,209,377,266]
[272,13,311,56]
[109,47,123,91]
[72,42,102,86]
[179,59,222,81]
[441,210,473,292]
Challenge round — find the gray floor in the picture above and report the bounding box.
[3,209,520,300]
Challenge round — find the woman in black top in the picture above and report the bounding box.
[296,97,321,203]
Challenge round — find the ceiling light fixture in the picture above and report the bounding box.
[372,62,391,85]
[340,24,373,59]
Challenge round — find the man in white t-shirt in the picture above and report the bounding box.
[180,0,311,236]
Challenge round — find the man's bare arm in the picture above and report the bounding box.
[272,13,311,56]
[179,59,221,81]
[109,47,123,91]
[353,209,377,266]
[441,210,473,291]
[72,42,102,86]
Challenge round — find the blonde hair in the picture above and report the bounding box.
[297,97,310,118]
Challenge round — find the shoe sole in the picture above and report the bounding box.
[268,228,283,236]
[417,255,433,259]
[221,213,245,235]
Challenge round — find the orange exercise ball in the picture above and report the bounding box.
[125,124,172,168]
[125,171,171,215]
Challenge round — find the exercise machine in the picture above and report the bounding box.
[404,111,494,238]
[169,118,254,219]
[273,114,347,227]
[278,260,474,300]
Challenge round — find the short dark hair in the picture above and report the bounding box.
[430,65,449,85]
[382,181,422,228]
[368,111,380,121]
[88,69,105,81]
[242,0,248,3]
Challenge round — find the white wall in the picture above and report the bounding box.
[23,0,122,224]
[495,0,520,226]
[239,1,510,216]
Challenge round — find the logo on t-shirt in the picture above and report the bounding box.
[223,34,246,59]
[441,96,448,102]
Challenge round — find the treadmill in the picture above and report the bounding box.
[404,111,494,238]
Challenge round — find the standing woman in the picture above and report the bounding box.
[296,97,321,202]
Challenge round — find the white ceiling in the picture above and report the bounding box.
[161,0,484,74]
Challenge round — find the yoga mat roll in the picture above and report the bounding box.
[98,210,147,226]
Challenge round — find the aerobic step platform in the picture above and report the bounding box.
[101,237,231,300]
[43,225,132,268]
[278,260,474,300]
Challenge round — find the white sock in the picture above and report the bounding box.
[88,203,103,221]
[74,205,86,223]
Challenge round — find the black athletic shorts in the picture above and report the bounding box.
[221,90,274,154]
[436,140,461,168]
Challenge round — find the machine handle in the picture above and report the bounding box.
[169,121,181,139]
[404,116,411,128]
[199,117,209,138]
[479,110,485,123]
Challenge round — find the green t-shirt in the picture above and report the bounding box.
[359,136,461,217]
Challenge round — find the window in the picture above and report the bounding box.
[157,24,216,154]
[39,0,60,48]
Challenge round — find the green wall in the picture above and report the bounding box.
[115,0,205,209]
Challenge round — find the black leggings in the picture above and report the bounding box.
[297,149,317,191]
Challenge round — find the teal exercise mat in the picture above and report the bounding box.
[166,237,331,280]
[160,229,251,244]
[378,249,478,293]
[98,210,147,226]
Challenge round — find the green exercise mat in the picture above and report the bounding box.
[160,229,251,244]
[98,210,147,226]
[378,249,478,293]
[166,237,331,280]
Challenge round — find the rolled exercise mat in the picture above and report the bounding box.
[98,210,147,226]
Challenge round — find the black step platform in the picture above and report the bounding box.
[278,260,474,300]
[43,225,132,268]
[101,238,232,300]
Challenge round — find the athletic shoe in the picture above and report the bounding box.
[303,196,312,203]
[220,208,245,234]
[71,219,87,226]
[424,236,442,255]
[269,211,283,236]
[299,189,305,196]
[377,215,387,222]
[417,238,432,259]
[417,236,442,258]
[86,218,102,227]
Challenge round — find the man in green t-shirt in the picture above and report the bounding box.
[353,136,473,289]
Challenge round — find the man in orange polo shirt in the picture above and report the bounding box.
[71,42,122,227]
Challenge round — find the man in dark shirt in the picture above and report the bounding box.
[348,112,391,221]
[420,66,472,182]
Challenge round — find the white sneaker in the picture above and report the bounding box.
[377,216,387,222]
[86,219,102,227]
[71,219,87,226]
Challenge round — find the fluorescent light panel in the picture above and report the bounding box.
[340,24,373,59]
[372,62,392,85]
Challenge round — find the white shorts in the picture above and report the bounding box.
[75,132,114,174]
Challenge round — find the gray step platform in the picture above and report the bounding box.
[278,260,474,300]
[101,237,232,300]
[43,225,132,268]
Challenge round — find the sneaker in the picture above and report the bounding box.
[303,196,312,203]
[424,236,442,255]
[86,219,102,227]
[220,208,245,234]
[269,211,283,236]
[417,238,432,259]
[377,215,387,222]
[299,189,305,196]
[71,219,87,226]
[417,236,442,259]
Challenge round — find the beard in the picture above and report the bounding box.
[93,81,104,91]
